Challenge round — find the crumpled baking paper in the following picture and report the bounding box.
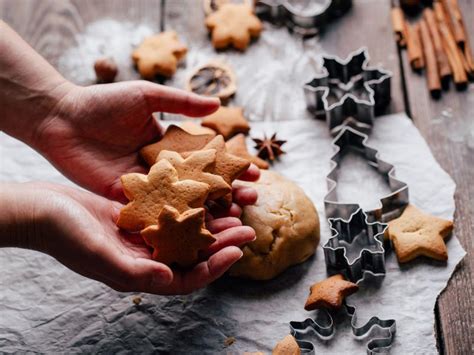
[0,114,465,354]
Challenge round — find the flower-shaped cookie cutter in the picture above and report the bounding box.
[304,48,392,136]
[290,301,396,354]
[256,0,352,35]
[324,208,387,283]
[325,126,409,224]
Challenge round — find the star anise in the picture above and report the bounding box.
[252,133,287,161]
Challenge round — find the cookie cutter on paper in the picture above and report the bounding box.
[290,302,396,354]
[304,48,392,136]
[255,0,352,36]
[325,126,409,224]
[324,208,387,283]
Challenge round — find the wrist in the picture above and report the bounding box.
[0,182,51,250]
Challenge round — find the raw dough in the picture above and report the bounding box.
[229,170,320,280]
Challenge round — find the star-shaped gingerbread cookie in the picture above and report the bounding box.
[132,31,187,79]
[226,134,269,169]
[140,125,215,166]
[205,3,263,50]
[141,206,216,267]
[201,106,250,140]
[157,149,231,200]
[304,274,359,311]
[388,204,453,263]
[197,135,250,184]
[117,159,210,232]
[180,121,217,136]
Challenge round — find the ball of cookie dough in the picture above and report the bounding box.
[229,171,320,280]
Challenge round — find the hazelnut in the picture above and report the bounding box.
[94,57,118,83]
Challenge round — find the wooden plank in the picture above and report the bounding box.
[399,0,473,353]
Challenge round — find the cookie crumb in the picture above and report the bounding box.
[94,57,118,83]
[132,296,142,305]
[224,336,236,347]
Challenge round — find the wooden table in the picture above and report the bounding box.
[1,0,472,353]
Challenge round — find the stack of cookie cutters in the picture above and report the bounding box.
[255,0,352,35]
[304,47,392,136]
[288,47,410,353]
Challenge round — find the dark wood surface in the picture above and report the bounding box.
[0,0,472,353]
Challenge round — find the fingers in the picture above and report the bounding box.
[206,216,242,234]
[163,246,243,295]
[208,202,242,219]
[135,81,220,117]
[205,225,255,256]
[238,163,260,182]
[232,185,258,206]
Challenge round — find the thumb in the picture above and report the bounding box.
[128,257,174,292]
[132,80,220,117]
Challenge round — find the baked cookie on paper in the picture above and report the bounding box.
[272,335,300,355]
[141,206,215,267]
[132,31,187,79]
[201,106,250,140]
[205,3,263,50]
[388,204,453,263]
[304,274,359,311]
[117,159,210,232]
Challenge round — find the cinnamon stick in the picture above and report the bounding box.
[419,18,441,98]
[442,0,466,47]
[423,8,451,88]
[448,0,474,76]
[434,2,468,89]
[406,21,424,70]
[391,7,406,47]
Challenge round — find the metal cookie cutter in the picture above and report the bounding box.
[290,302,396,354]
[324,208,387,283]
[325,125,409,224]
[304,48,392,136]
[255,0,352,36]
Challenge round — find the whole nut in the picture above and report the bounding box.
[94,57,118,83]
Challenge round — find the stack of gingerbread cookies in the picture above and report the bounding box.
[116,125,253,267]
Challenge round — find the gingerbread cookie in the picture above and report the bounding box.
[157,149,231,200]
[117,159,210,232]
[304,274,358,311]
[205,3,263,50]
[192,135,250,184]
[141,206,215,267]
[226,134,269,169]
[186,60,237,101]
[272,335,300,355]
[140,125,215,166]
[388,204,453,263]
[180,121,217,136]
[132,31,187,79]
[201,106,250,140]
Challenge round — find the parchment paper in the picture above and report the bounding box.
[0,113,465,354]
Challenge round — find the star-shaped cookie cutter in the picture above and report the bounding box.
[324,208,387,283]
[255,0,352,35]
[325,126,409,224]
[304,48,392,136]
[290,302,396,354]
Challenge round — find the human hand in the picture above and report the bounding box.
[1,182,255,295]
[31,82,223,202]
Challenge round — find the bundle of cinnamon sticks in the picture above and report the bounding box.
[391,0,473,99]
